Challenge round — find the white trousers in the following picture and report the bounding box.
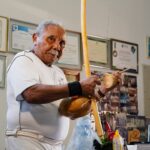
[5,136,63,150]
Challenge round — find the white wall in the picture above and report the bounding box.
[0,0,150,149]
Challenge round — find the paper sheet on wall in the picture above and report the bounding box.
[88,39,107,63]
[112,41,138,71]
[12,24,35,51]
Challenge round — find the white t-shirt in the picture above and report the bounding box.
[6,50,70,141]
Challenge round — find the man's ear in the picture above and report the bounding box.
[32,33,38,45]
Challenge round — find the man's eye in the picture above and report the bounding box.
[48,36,55,42]
[60,40,66,48]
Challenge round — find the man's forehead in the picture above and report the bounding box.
[46,25,65,33]
[42,25,65,38]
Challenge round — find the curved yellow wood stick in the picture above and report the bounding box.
[81,0,104,137]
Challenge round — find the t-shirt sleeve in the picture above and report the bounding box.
[7,56,40,101]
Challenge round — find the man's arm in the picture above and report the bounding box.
[22,84,69,104]
[23,75,101,104]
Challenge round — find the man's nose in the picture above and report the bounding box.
[53,40,61,50]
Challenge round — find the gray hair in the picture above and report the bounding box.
[35,20,65,35]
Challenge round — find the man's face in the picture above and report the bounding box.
[33,25,66,66]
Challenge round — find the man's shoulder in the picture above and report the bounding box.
[14,50,31,57]
[13,50,33,62]
[7,50,33,71]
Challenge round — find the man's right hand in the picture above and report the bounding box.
[80,75,101,98]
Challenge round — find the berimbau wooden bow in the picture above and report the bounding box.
[81,0,104,137]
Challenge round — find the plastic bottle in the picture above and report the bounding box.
[113,130,124,150]
[65,115,94,150]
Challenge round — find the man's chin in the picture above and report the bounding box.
[54,58,59,63]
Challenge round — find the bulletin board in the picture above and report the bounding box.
[91,70,138,115]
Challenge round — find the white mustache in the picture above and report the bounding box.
[49,50,59,56]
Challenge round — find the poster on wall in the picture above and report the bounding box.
[9,19,37,53]
[111,39,138,73]
[121,75,138,114]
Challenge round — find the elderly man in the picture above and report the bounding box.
[5,20,103,150]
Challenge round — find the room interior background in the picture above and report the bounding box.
[0,0,150,149]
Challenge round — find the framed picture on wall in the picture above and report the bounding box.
[0,55,6,88]
[63,69,80,82]
[57,30,82,70]
[0,16,8,52]
[110,39,138,73]
[9,18,37,53]
[146,37,150,58]
[88,36,110,68]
